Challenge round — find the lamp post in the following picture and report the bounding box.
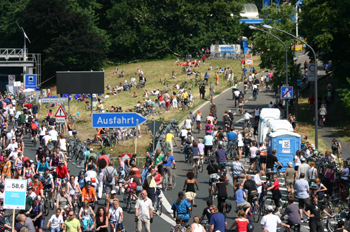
[263,24,318,149]
[249,26,289,118]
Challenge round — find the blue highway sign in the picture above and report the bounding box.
[24,74,37,89]
[92,113,147,128]
[281,86,293,99]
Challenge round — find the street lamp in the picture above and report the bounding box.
[249,25,290,118]
[262,24,319,149]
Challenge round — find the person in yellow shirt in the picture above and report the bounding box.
[165,131,178,154]
[1,155,12,182]
[181,90,189,105]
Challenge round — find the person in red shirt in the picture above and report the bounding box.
[56,161,69,190]
[25,102,32,110]
[202,54,206,64]
[97,152,109,169]
[267,174,281,215]
[30,121,39,141]
[308,95,315,112]
[29,174,44,198]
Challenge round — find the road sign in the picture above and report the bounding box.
[18,85,24,91]
[4,179,27,209]
[8,75,15,85]
[56,118,65,123]
[281,86,293,99]
[24,74,37,89]
[41,98,68,103]
[55,106,67,117]
[92,113,147,128]
[308,63,315,81]
[245,59,253,65]
[146,120,163,135]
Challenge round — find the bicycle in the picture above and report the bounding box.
[153,186,163,215]
[162,168,176,191]
[43,189,52,216]
[196,120,201,134]
[123,187,137,212]
[193,157,203,179]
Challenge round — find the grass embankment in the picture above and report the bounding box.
[38,56,262,156]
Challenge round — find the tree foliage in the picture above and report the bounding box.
[250,4,301,87]
[107,0,243,60]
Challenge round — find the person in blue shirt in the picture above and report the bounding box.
[209,205,227,232]
[32,103,39,117]
[76,171,86,189]
[162,151,176,188]
[172,191,191,223]
[242,66,247,78]
[204,72,209,85]
[235,182,251,215]
[226,127,238,146]
[36,156,49,174]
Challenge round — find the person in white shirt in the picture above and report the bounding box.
[42,131,52,146]
[261,205,289,232]
[39,125,47,141]
[8,147,19,162]
[5,138,17,152]
[254,171,264,201]
[237,131,244,158]
[47,208,64,232]
[243,111,253,128]
[268,101,274,108]
[85,165,98,189]
[6,130,14,141]
[180,127,188,150]
[49,127,59,147]
[341,161,349,181]
[108,200,124,231]
[130,77,136,86]
[248,142,259,173]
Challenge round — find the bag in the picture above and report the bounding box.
[206,125,211,130]
[331,142,339,151]
[216,132,221,141]
[90,177,96,183]
[106,168,114,182]
[163,155,169,164]
[186,136,192,145]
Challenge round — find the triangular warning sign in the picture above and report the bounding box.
[55,106,67,117]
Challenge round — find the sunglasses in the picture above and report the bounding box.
[69,214,74,216]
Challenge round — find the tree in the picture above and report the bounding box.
[249,4,301,87]
[106,0,243,61]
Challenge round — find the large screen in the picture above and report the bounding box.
[56,71,104,94]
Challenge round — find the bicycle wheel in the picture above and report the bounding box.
[171,175,176,189]
[159,203,163,216]
[252,203,260,223]
[44,199,49,216]
[50,197,54,210]
[128,200,132,212]
[187,100,194,109]
[199,163,203,173]
[123,192,128,209]
[162,174,168,191]
[194,166,198,179]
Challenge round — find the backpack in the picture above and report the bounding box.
[163,155,169,164]
[123,160,130,174]
[216,131,221,141]
[106,168,114,182]
[332,142,339,151]
[206,125,211,130]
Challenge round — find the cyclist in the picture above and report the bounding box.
[318,105,327,126]
[204,131,214,162]
[47,208,64,232]
[108,200,123,232]
[76,171,86,189]
[252,82,258,99]
[179,126,188,151]
[190,141,200,172]
[215,144,228,171]
[183,171,199,207]
[0,208,12,231]
[266,150,283,182]
[171,191,191,224]
[261,205,289,232]
[243,134,253,158]
[30,120,39,143]
[67,175,81,206]
[29,196,45,232]
[247,142,259,173]
[280,198,301,232]
[235,182,251,215]
[81,181,98,210]
[231,156,246,195]
[213,176,227,213]
[238,91,245,114]
[39,168,54,198]
[56,161,69,191]
[233,88,240,107]
[243,110,253,128]
[223,111,231,131]
[162,151,176,189]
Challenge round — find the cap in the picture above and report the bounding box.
[111,190,117,194]
[228,110,231,112]
[300,157,306,162]
[79,171,85,176]
[210,158,215,162]
[266,205,274,211]
[288,162,293,167]
[206,131,211,135]
[186,127,190,130]
[245,110,248,112]
[209,113,212,115]
[27,186,33,190]
[86,181,92,185]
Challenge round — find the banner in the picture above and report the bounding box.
[220,46,235,54]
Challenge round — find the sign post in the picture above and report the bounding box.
[281,86,294,100]
[55,106,67,133]
[308,63,315,82]
[135,119,139,152]
[4,179,27,231]
[8,75,15,85]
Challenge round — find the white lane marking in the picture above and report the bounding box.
[233,113,236,115]
[245,100,248,103]
[249,96,252,99]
